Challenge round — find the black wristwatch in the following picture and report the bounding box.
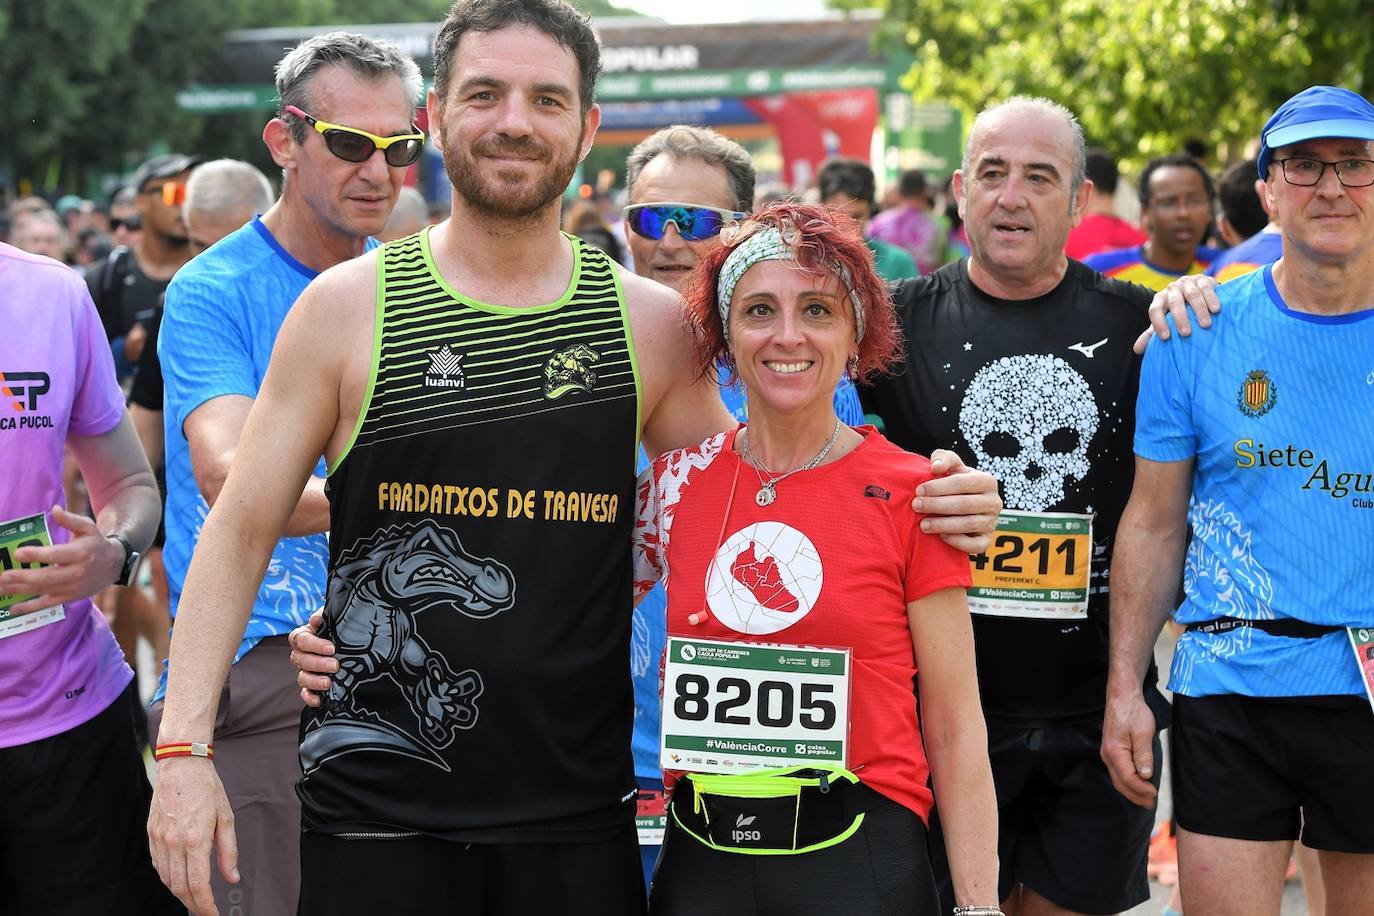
[108,534,140,587]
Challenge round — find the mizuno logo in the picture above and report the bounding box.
[1068,338,1109,358]
[424,345,466,390]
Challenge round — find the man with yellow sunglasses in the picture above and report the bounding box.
[147,31,423,916]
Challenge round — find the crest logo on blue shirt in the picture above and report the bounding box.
[1238,369,1277,418]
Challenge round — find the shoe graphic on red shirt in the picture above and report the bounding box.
[730,542,800,614]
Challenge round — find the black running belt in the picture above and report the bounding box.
[1185,616,1344,639]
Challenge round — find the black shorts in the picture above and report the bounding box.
[298,820,646,916]
[0,686,184,915]
[1171,693,1374,852]
[929,719,1158,915]
[650,787,939,916]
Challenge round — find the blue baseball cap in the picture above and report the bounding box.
[1257,85,1374,178]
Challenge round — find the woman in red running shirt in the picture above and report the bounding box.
[635,202,999,916]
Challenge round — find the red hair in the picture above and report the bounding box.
[682,200,903,384]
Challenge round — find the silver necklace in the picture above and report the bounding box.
[740,418,842,507]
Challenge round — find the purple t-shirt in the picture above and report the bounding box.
[0,243,132,748]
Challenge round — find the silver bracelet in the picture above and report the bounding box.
[953,908,1005,916]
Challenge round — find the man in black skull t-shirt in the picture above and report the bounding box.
[870,98,1167,916]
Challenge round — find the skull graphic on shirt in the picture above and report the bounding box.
[958,355,1099,511]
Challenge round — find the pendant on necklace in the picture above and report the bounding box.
[755,484,776,507]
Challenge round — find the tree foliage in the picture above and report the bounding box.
[0,0,640,196]
[836,0,1374,165]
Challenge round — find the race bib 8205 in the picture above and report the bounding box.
[660,637,850,773]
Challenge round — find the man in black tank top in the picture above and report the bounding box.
[147,2,1006,913]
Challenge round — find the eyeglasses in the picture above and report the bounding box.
[623,202,746,242]
[1275,157,1374,188]
[155,181,187,207]
[284,105,425,168]
[140,180,186,207]
[110,215,143,232]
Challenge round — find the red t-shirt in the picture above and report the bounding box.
[633,426,972,821]
[1065,213,1148,261]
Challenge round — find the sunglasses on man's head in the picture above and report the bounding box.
[111,215,143,232]
[623,202,746,242]
[284,105,425,168]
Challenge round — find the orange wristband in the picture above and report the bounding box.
[153,742,214,761]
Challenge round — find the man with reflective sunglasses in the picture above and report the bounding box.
[147,32,421,916]
[620,124,875,890]
[1105,84,1374,916]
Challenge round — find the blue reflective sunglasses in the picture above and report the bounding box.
[623,201,746,242]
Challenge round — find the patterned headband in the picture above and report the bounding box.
[715,224,866,345]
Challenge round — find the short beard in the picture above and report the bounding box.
[445,130,582,222]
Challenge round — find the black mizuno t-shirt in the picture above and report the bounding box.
[872,259,1158,725]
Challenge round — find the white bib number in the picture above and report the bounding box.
[660,637,850,773]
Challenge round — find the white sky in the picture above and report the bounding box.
[619,0,831,24]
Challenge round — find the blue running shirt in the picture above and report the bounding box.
[1135,265,1374,698]
[157,219,376,697]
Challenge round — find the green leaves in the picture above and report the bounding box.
[843,0,1372,166]
[1,0,642,196]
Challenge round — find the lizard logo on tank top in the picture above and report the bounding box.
[300,521,516,775]
[542,343,601,399]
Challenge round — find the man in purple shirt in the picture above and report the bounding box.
[867,168,946,274]
[0,241,175,913]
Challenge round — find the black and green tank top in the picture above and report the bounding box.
[299,228,642,842]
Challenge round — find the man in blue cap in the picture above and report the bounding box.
[1103,85,1374,914]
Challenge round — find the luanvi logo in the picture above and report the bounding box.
[732,813,761,843]
[424,345,466,390]
[2,371,50,412]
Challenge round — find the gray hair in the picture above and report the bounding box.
[625,125,755,212]
[184,160,276,218]
[963,96,1087,199]
[275,32,423,143]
